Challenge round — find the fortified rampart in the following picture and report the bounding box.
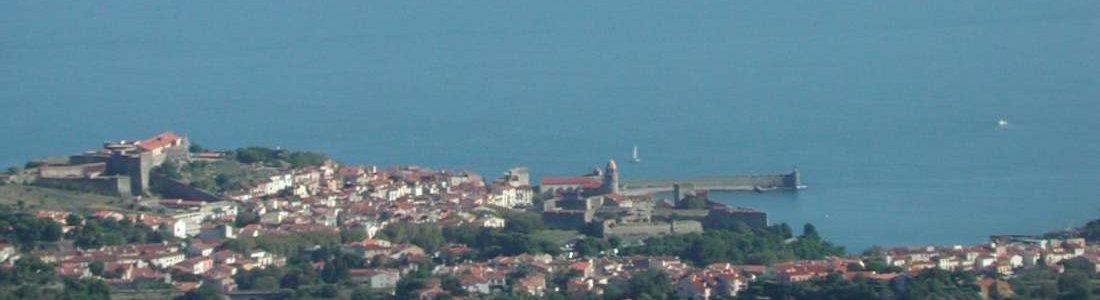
[67,153,110,165]
[105,151,155,196]
[34,176,131,197]
[602,220,703,237]
[650,206,768,230]
[38,163,106,179]
[542,193,602,230]
[653,208,709,219]
[542,210,593,231]
[24,132,188,197]
[33,162,132,196]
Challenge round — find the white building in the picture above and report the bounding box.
[488,167,533,209]
[480,216,506,229]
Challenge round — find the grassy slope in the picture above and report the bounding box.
[176,159,275,193]
[0,184,134,213]
[530,229,581,246]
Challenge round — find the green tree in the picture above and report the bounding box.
[627,269,674,300]
[320,259,349,284]
[574,238,611,257]
[1056,271,1091,300]
[175,285,222,300]
[61,277,111,300]
[1080,219,1100,241]
[441,275,467,296]
[801,223,819,239]
[622,224,843,266]
[88,261,105,277]
[340,228,367,243]
[65,214,82,226]
[254,276,281,290]
[66,217,160,249]
[503,211,545,234]
[1062,257,1096,274]
[0,258,55,285]
[40,221,63,242]
[287,152,329,168]
[603,284,627,300]
[382,221,444,252]
[153,160,183,180]
[395,274,429,300]
[352,288,393,300]
[234,211,260,228]
[0,208,72,247]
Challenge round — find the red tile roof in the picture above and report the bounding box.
[540,176,603,188]
[172,281,200,292]
[605,193,626,203]
[137,132,182,151]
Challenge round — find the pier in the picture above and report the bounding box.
[620,169,801,195]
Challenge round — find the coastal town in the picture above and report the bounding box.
[1,132,1098,300]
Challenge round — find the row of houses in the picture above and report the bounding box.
[29,238,284,293]
[880,237,1091,276]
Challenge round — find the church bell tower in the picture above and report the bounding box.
[605,159,619,194]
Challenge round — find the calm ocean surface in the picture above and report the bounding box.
[2,1,1099,252]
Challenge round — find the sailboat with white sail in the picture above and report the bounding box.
[631,145,641,163]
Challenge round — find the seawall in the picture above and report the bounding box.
[620,169,801,194]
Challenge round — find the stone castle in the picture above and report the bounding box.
[34,132,189,196]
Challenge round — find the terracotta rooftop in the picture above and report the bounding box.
[137,132,182,151]
[540,176,603,188]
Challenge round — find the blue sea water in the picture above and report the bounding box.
[2,1,1099,252]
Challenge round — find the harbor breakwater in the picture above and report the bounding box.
[620,169,801,195]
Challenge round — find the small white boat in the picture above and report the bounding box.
[631,145,642,163]
[998,118,1009,128]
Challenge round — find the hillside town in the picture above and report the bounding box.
[2,132,1099,300]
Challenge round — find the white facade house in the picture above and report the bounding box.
[480,216,506,228]
[171,219,188,239]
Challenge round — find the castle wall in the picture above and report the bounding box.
[653,208,710,219]
[105,140,186,196]
[672,220,704,233]
[34,176,131,197]
[123,153,154,196]
[163,138,191,161]
[106,152,125,175]
[602,220,703,237]
[542,210,592,230]
[68,154,110,165]
[603,222,669,237]
[38,163,105,179]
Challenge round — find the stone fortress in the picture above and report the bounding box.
[31,132,189,196]
[538,159,770,238]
